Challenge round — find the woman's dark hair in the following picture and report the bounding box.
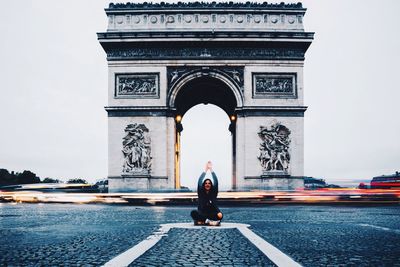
[198,177,218,198]
[202,179,213,189]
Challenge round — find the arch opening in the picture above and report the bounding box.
[180,104,232,191]
[172,75,238,190]
[174,76,238,119]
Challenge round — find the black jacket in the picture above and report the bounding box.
[197,172,220,214]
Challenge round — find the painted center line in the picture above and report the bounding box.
[358,223,400,234]
[103,222,302,267]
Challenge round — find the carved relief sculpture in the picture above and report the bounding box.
[167,66,244,92]
[258,122,291,174]
[122,123,152,175]
[116,73,159,98]
[107,47,305,61]
[253,73,297,98]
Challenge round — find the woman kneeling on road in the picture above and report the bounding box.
[190,161,223,226]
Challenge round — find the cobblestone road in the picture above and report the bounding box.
[1,203,399,266]
[132,228,275,267]
[237,206,400,266]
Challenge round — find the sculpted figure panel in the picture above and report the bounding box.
[253,73,297,98]
[258,122,291,173]
[122,123,152,175]
[116,74,159,98]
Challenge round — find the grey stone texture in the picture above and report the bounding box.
[98,3,313,192]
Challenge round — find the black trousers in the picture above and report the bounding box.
[191,210,222,221]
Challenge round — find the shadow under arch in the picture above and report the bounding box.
[168,71,241,190]
[168,71,243,118]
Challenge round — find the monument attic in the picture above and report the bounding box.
[97,2,313,192]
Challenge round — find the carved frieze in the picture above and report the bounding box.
[105,2,305,32]
[106,47,305,61]
[115,73,159,98]
[122,123,152,175]
[253,73,297,98]
[258,122,291,174]
[107,13,303,29]
[167,66,244,92]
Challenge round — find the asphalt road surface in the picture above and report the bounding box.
[1,203,399,266]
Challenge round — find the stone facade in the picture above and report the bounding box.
[98,2,313,192]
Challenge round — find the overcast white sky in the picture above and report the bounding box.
[0,0,399,189]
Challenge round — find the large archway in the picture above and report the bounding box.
[170,75,240,190]
[99,2,313,192]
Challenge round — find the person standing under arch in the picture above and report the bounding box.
[190,161,223,226]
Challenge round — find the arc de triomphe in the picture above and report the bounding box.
[98,2,313,192]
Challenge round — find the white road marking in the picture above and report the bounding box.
[358,223,400,234]
[102,224,171,267]
[163,222,249,229]
[102,222,302,267]
[237,225,302,267]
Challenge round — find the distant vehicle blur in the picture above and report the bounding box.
[304,177,326,189]
[95,179,108,193]
[0,183,100,193]
[370,171,400,189]
[358,182,369,189]
[304,177,341,190]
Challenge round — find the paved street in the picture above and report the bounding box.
[1,203,399,266]
[132,227,275,267]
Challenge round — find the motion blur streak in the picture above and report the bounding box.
[1,188,399,205]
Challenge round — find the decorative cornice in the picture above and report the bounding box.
[236,106,307,117]
[107,2,304,10]
[105,105,307,117]
[98,31,314,41]
[105,106,176,117]
[105,106,170,110]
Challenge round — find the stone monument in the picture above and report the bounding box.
[98,2,313,192]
